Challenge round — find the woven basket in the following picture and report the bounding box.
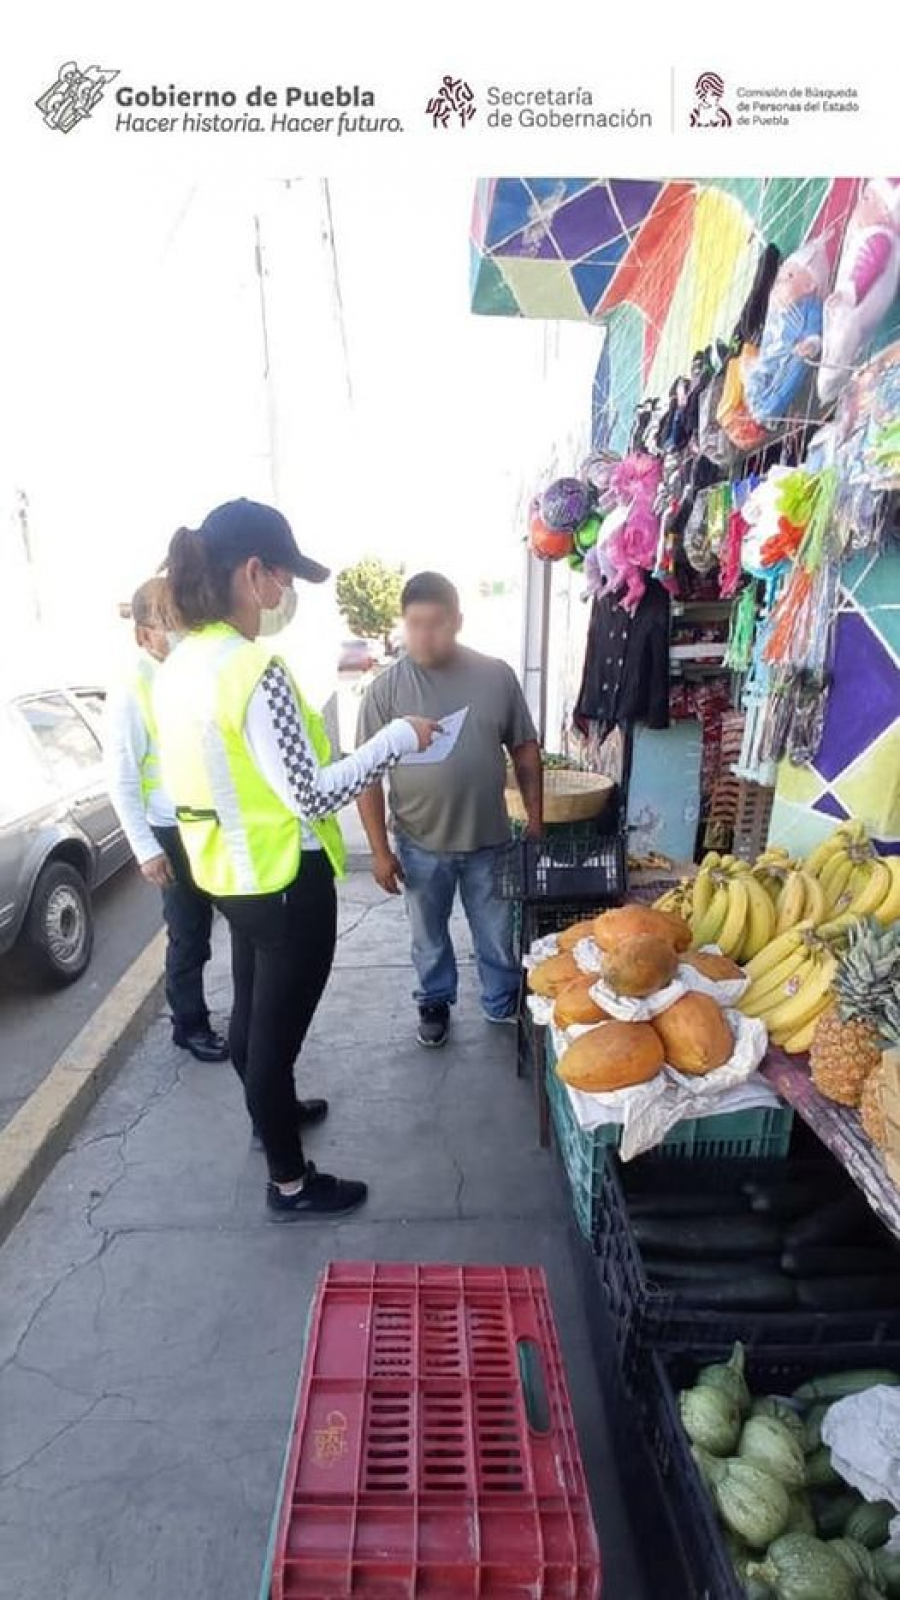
[505,769,614,826]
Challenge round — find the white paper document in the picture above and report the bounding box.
[398,706,469,766]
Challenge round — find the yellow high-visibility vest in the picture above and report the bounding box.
[131,654,162,806]
[154,622,346,896]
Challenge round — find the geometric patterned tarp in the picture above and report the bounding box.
[770,549,900,856]
[471,178,900,451]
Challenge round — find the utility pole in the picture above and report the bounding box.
[15,488,42,625]
[253,213,280,504]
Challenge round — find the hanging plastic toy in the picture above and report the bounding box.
[579,454,620,513]
[744,240,829,427]
[528,500,573,562]
[540,477,593,532]
[568,512,602,570]
[818,179,900,406]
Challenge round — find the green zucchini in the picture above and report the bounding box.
[784,1192,880,1250]
[642,1256,781,1282]
[628,1192,748,1218]
[794,1369,900,1403]
[829,1536,880,1585]
[805,1445,841,1489]
[813,1489,864,1537]
[742,1177,846,1219]
[797,1276,900,1310]
[669,1275,796,1311]
[845,1499,894,1549]
[875,1548,900,1598]
[782,1243,900,1277]
[631,1214,782,1258]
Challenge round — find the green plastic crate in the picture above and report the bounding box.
[546,1038,793,1238]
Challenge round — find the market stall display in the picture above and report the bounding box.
[478,174,900,1600]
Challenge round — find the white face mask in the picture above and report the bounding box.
[256,576,298,637]
[165,631,183,652]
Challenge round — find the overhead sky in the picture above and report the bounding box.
[0,171,599,695]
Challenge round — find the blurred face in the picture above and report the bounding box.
[135,618,170,662]
[402,602,461,668]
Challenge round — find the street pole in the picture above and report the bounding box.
[253,213,280,505]
[15,488,42,626]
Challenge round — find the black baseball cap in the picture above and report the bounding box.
[199,498,330,584]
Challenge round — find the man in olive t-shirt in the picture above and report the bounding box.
[356,572,542,1048]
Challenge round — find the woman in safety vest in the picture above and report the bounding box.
[156,499,439,1221]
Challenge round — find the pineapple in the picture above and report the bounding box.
[860,1064,887,1148]
[810,918,900,1107]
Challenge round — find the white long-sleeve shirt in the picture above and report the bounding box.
[243,662,417,838]
[104,664,176,865]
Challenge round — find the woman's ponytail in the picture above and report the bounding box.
[165,525,232,628]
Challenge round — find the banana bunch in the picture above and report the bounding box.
[803,824,900,940]
[652,877,694,920]
[738,928,837,1051]
[690,857,778,962]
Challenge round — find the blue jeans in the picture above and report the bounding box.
[394,835,519,1019]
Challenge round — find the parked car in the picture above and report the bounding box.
[0,687,132,986]
[338,637,379,674]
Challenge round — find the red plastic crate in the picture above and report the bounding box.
[270,1263,601,1598]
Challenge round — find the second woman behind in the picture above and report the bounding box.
[155,498,439,1221]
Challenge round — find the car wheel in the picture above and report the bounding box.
[22,861,94,987]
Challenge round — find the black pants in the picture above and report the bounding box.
[216,852,337,1184]
[153,825,213,1035]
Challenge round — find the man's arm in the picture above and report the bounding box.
[510,741,543,840]
[356,676,404,895]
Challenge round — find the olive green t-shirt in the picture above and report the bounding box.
[356,647,537,853]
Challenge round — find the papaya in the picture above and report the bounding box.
[652,992,734,1075]
[594,904,691,954]
[601,935,678,998]
[553,976,610,1029]
[527,951,581,998]
[557,1021,664,1093]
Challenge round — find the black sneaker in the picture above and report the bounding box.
[266,1162,368,1221]
[251,1100,329,1149]
[417,1003,450,1049]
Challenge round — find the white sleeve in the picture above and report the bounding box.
[103,690,162,865]
[244,662,417,821]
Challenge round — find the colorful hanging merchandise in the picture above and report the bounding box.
[743,240,830,428]
[603,453,665,613]
[818,179,900,406]
[528,499,574,561]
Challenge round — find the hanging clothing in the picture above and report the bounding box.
[574,578,671,740]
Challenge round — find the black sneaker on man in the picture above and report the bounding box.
[266,1162,368,1221]
[251,1099,329,1149]
[417,1003,450,1049]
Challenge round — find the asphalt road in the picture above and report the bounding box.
[0,863,163,1131]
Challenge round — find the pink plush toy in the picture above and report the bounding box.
[818,179,900,406]
[604,454,664,612]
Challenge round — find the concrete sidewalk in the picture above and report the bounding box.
[0,873,648,1599]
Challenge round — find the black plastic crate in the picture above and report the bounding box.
[497,832,628,903]
[645,1341,900,1600]
[593,1154,900,1389]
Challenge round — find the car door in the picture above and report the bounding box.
[16,694,130,883]
[0,704,57,952]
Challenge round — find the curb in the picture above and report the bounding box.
[0,930,166,1245]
